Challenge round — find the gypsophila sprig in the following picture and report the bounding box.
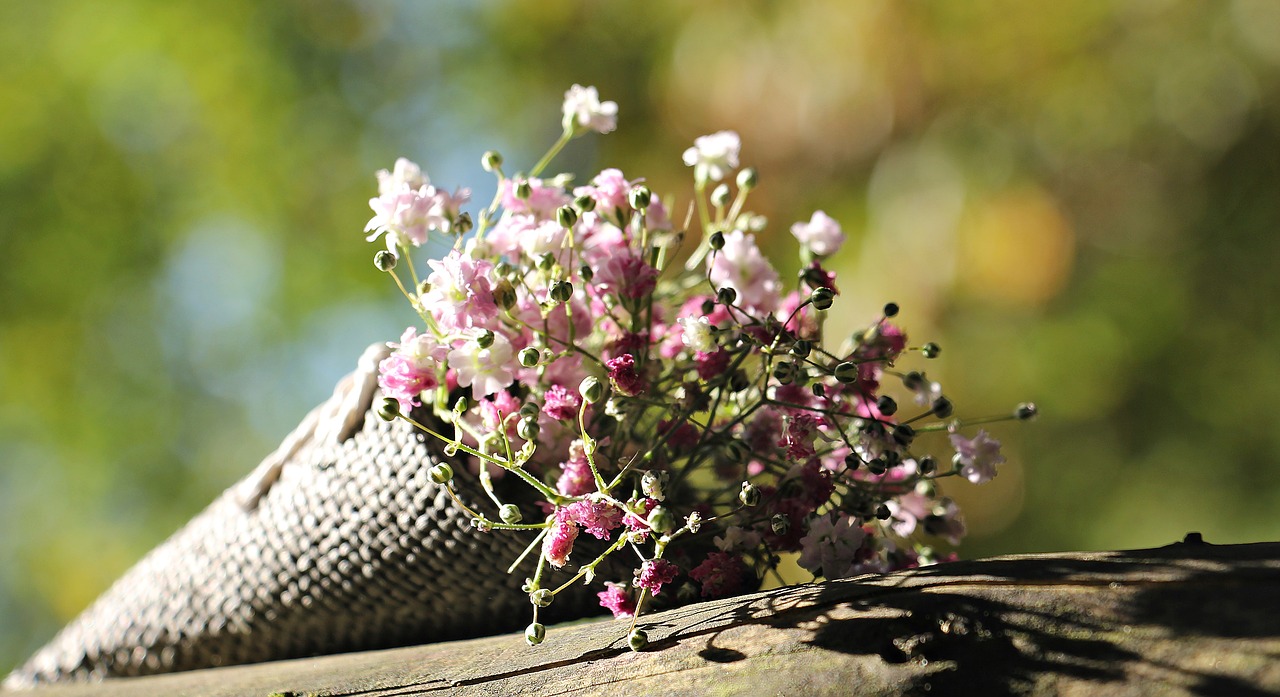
[361,86,1035,648]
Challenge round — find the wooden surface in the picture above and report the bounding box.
[10,537,1280,696]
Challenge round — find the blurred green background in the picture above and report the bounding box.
[5,0,1280,674]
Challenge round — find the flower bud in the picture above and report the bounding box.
[771,513,790,535]
[736,167,758,190]
[710,183,731,207]
[641,470,669,501]
[530,588,554,607]
[867,458,888,475]
[791,339,812,358]
[519,402,540,418]
[902,371,925,391]
[648,505,677,534]
[536,253,555,271]
[578,264,594,282]
[628,628,648,652]
[876,395,897,416]
[772,361,796,384]
[453,211,473,235]
[738,481,761,507]
[811,383,826,398]
[923,342,941,359]
[716,287,737,306]
[482,150,503,172]
[833,362,858,384]
[373,250,397,272]
[514,179,532,200]
[517,417,540,441]
[883,302,900,318]
[810,287,835,311]
[518,347,540,367]
[525,622,546,646]
[892,424,915,446]
[556,205,578,229]
[685,511,703,533]
[417,279,431,296]
[876,504,891,520]
[580,376,605,404]
[931,396,954,419]
[1015,402,1039,421]
[550,280,574,304]
[919,455,938,475]
[573,193,596,212]
[492,279,517,310]
[500,504,523,524]
[429,463,454,484]
[729,370,751,392]
[844,453,861,471]
[453,396,470,414]
[471,517,492,533]
[377,397,400,421]
[476,330,495,349]
[628,185,652,211]
[709,231,725,250]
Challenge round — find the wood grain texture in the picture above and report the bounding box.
[11,537,1280,697]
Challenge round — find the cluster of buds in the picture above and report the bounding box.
[366,85,1035,649]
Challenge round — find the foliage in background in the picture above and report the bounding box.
[4,0,1280,673]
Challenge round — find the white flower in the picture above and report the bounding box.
[790,210,846,256]
[449,331,515,397]
[678,316,716,353]
[682,131,741,182]
[376,157,429,196]
[562,84,618,134]
[797,513,867,580]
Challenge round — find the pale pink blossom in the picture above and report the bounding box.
[592,250,657,301]
[543,511,580,568]
[448,331,516,397]
[556,441,595,497]
[377,327,442,412]
[564,498,624,540]
[798,513,868,580]
[950,430,1005,484]
[790,210,846,257]
[682,131,741,182]
[574,169,632,220]
[542,384,581,422]
[422,251,498,330]
[708,230,780,313]
[365,158,470,254]
[562,84,618,134]
[502,177,570,218]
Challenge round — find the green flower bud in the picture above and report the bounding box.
[811,383,826,398]
[377,397,400,421]
[739,481,761,507]
[923,342,941,359]
[476,330,495,349]
[709,231,725,250]
[648,505,677,534]
[556,205,578,229]
[518,347,540,368]
[530,588,553,607]
[810,286,835,311]
[500,504,523,525]
[771,513,790,535]
[883,302,900,318]
[641,470,669,501]
[919,455,938,475]
[892,424,915,446]
[685,511,703,533]
[515,180,532,200]
[580,376,605,404]
[1015,402,1039,421]
[536,253,555,271]
[453,211,473,235]
[578,264,594,282]
[628,185,652,211]
[902,371,925,391]
[710,183,731,207]
[519,402,540,418]
[932,396,953,419]
[550,280,574,304]
[429,463,454,484]
[573,194,597,212]
[876,504,891,520]
[481,150,503,172]
[791,340,812,358]
[716,287,737,306]
[453,396,470,414]
[492,279,517,310]
[736,167,758,190]
[729,370,751,392]
[772,361,796,384]
[876,395,897,416]
[373,250,397,272]
[833,362,858,384]
[628,628,648,652]
[525,622,546,646]
[517,417,540,441]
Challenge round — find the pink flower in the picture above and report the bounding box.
[564,498,624,540]
[597,582,636,619]
[623,498,659,540]
[593,251,658,301]
[574,169,632,221]
[778,412,822,460]
[502,177,570,218]
[689,552,751,599]
[555,441,595,497]
[606,353,645,396]
[694,349,730,381]
[377,327,442,412]
[422,251,498,330]
[636,559,679,596]
[478,390,522,435]
[365,159,470,253]
[797,513,868,580]
[542,384,581,422]
[708,230,780,314]
[542,511,580,568]
[682,131,740,182]
[562,84,618,134]
[950,430,1005,484]
[448,330,516,398]
[790,210,846,256]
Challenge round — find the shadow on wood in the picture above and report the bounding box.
[10,538,1280,696]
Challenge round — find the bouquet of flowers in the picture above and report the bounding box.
[363,85,1035,651]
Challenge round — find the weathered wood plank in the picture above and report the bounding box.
[11,538,1280,696]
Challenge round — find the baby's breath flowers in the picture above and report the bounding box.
[364,86,1035,650]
